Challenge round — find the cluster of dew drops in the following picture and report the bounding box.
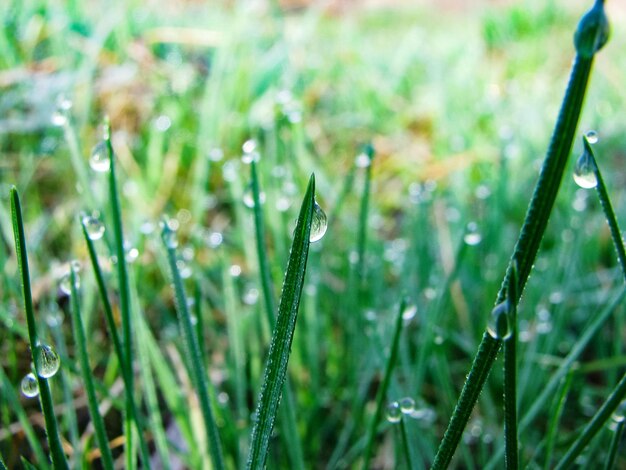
[20,344,61,398]
[385,397,435,425]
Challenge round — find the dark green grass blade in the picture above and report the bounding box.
[162,223,225,470]
[246,174,316,470]
[431,2,609,466]
[504,264,518,470]
[361,298,406,469]
[604,420,625,470]
[68,267,115,470]
[10,187,69,470]
[250,160,305,470]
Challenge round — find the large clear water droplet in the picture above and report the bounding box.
[21,372,39,398]
[309,201,328,243]
[36,344,61,378]
[82,212,105,240]
[573,144,597,189]
[90,141,110,172]
[399,397,416,414]
[487,300,512,340]
[386,401,402,423]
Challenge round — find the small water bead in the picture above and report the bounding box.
[36,344,61,378]
[243,287,260,305]
[241,139,260,164]
[585,130,599,144]
[355,152,371,168]
[208,148,224,162]
[612,400,626,423]
[399,397,416,414]
[243,187,266,208]
[51,111,68,127]
[402,305,418,322]
[90,141,111,172]
[82,212,105,240]
[126,247,139,263]
[205,231,223,248]
[161,221,179,249]
[386,401,402,423]
[487,300,512,340]
[463,222,482,246]
[59,271,80,295]
[309,201,328,243]
[21,373,39,398]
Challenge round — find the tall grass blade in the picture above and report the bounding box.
[604,420,625,470]
[161,222,225,470]
[246,174,316,470]
[250,160,305,470]
[504,263,518,470]
[431,0,609,462]
[362,298,406,469]
[10,187,69,470]
[68,266,115,470]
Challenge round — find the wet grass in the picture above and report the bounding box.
[1,0,626,468]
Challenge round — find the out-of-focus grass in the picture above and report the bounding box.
[1,0,626,468]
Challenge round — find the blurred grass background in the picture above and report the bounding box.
[2,0,626,468]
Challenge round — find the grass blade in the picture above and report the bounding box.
[161,221,225,470]
[431,2,609,466]
[250,160,305,470]
[361,298,406,469]
[246,174,316,470]
[10,187,69,470]
[68,266,115,470]
[604,420,625,470]
[504,263,518,470]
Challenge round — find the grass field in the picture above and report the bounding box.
[1,0,626,468]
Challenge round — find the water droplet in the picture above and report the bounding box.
[229,264,242,277]
[21,373,39,398]
[82,212,105,240]
[573,143,597,189]
[176,260,192,279]
[56,95,73,111]
[90,141,110,172]
[51,111,68,127]
[310,201,328,243]
[59,271,80,295]
[243,287,260,305]
[355,152,371,168]
[154,115,172,132]
[241,139,260,164]
[163,230,179,249]
[585,130,599,144]
[612,400,626,423]
[208,148,224,162]
[464,222,482,246]
[126,247,139,263]
[402,305,418,321]
[205,231,223,248]
[399,397,416,414]
[386,401,402,423]
[243,186,265,208]
[36,344,61,378]
[487,300,512,340]
[71,260,82,272]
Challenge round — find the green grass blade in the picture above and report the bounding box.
[162,222,225,470]
[555,372,626,469]
[356,143,374,287]
[10,187,69,470]
[604,420,625,470]
[431,2,609,466]
[250,160,306,470]
[399,419,414,470]
[544,372,574,469]
[68,266,115,470]
[246,174,316,470]
[504,263,518,470]
[361,298,406,469]
[586,137,626,280]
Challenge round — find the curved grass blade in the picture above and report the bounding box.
[246,174,316,470]
[250,160,305,470]
[431,2,610,467]
[361,298,406,469]
[10,187,69,470]
[161,222,225,470]
[68,266,115,470]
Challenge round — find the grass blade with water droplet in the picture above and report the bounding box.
[10,187,69,470]
[246,174,316,470]
[361,298,406,470]
[68,267,115,470]
[432,3,610,465]
[161,222,225,470]
[250,160,305,470]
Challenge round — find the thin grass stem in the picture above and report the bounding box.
[544,372,574,469]
[431,1,609,464]
[246,174,316,470]
[399,418,414,470]
[604,420,625,470]
[504,263,518,470]
[362,298,407,469]
[10,187,69,470]
[162,222,225,470]
[68,267,115,470]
